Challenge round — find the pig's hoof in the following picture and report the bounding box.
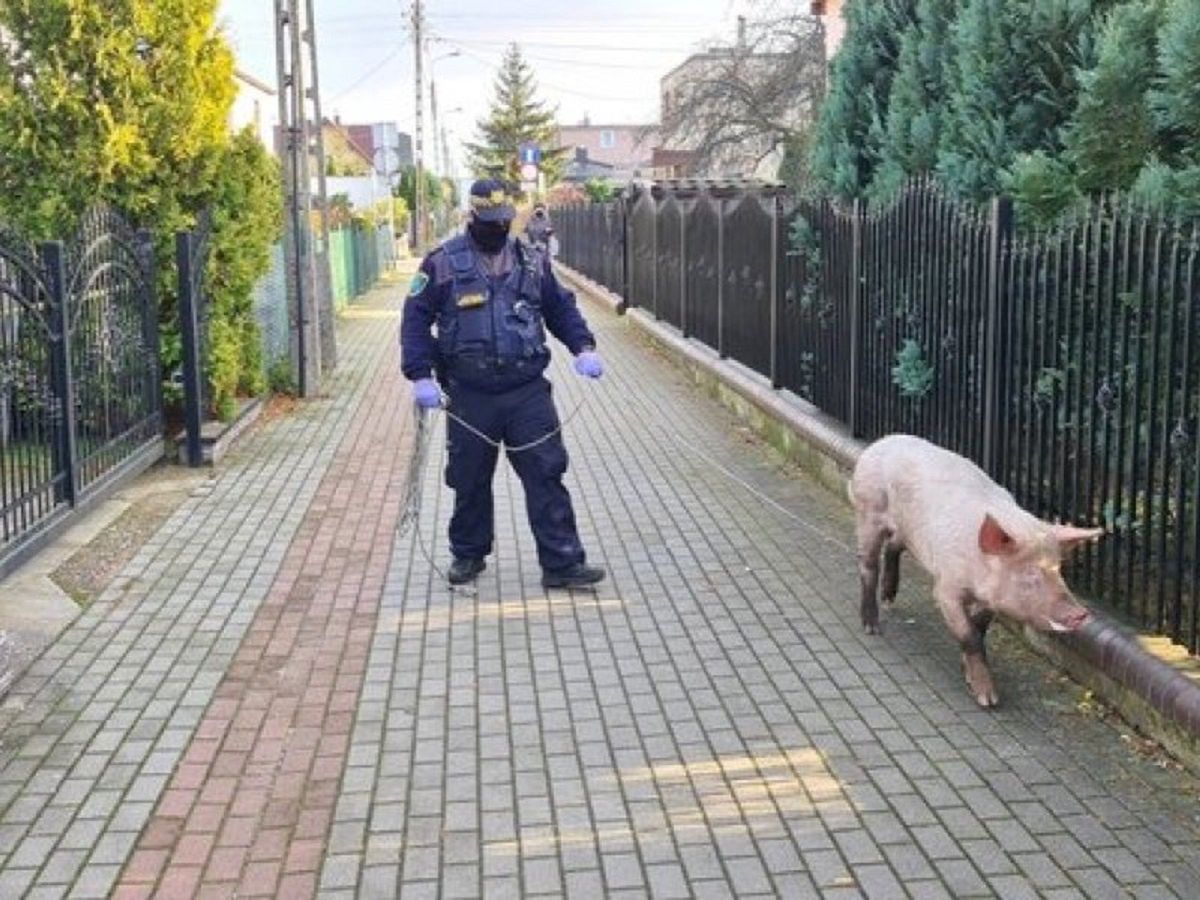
[974,689,1000,708]
[965,676,999,708]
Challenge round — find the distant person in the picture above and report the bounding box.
[400,180,606,589]
[525,203,554,254]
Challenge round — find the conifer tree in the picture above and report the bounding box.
[0,1,279,410]
[0,0,235,237]
[465,45,564,190]
[1149,0,1200,161]
[870,0,959,200]
[937,0,1107,200]
[808,0,919,199]
[1066,1,1163,195]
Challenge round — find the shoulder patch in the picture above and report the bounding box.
[408,271,430,297]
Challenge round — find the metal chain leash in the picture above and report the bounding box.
[397,396,585,588]
[395,377,857,586]
[440,398,585,453]
[398,405,456,586]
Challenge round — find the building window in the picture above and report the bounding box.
[599,129,616,149]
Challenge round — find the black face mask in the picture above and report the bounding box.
[468,218,511,253]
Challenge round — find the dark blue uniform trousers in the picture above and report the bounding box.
[445,377,586,572]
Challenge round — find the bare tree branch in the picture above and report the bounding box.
[659,12,826,177]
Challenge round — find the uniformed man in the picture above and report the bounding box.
[400,179,606,589]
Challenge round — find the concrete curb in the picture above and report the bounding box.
[559,263,1200,775]
[174,396,265,467]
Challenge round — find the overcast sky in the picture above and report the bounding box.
[217,0,754,173]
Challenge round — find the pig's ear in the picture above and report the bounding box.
[1050,523,1105,553]
[978,514,1017,556]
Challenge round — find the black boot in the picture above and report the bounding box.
[542,563,606,589]
[448,557,485,585]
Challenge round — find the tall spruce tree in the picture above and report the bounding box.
[869,0,959,200]
[808,0,919,199]
[465,44,564,190]
[1066,1,1163,195]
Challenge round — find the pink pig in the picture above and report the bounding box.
[849,434,1103,707]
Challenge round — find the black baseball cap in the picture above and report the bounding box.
[468,179,516,222]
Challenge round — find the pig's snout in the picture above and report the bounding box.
[1047,605,1092,633]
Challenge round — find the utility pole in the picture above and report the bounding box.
[430,78,440,179]
[274,0,320,397]
[441,125,451,180]
[411,0,427,252]
[303,0,337,370]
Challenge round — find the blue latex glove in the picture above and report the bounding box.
[574,350,604,379]
[412,377,442,409]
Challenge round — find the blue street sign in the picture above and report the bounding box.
[518,142,542,165]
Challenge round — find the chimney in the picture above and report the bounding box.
[737,15,746,49]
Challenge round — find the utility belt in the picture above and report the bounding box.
[441,350,549,393]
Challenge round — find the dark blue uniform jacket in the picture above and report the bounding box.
[400,234,595,392]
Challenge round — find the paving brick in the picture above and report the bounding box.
[4,275,1200,900]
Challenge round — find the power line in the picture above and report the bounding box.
[445,43,652,103]
[434,36,701,53]
[507,51,672,72]
[327,47,404,102]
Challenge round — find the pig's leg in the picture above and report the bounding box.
[856,516,887,635]
[934,584,1000,708]
[881,543,903,606]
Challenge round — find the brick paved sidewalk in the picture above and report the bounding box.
[0,279,1197,899]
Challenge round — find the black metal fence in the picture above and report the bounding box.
[0,207,163,574]
[177,212,213,468]
[554,180,1200,653]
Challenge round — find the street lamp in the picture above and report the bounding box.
[428,50,461,177]
[441,108,463,181]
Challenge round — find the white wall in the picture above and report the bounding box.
[230,77,276,147]
[324,176,387,211]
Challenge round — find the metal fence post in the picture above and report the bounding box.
[176,230,204,468]
[849,199,864,436]
[717,195,726,359]
[40,241,78,506]
[618,196,630,314]
[650,191,659,319]
[135,229,161,418]
[770,195,781,389]
[981,196,1014,478]
[679,199,689,338]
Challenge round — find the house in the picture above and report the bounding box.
[339,122,413,177]
[656,15,824,179]
[659,48,785,179]
[561,147,616,184]
[810,0,847,61]
[230,69,276,147]
[555,120,657,180]
[649,148,695,180]
[322,120,376,176]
